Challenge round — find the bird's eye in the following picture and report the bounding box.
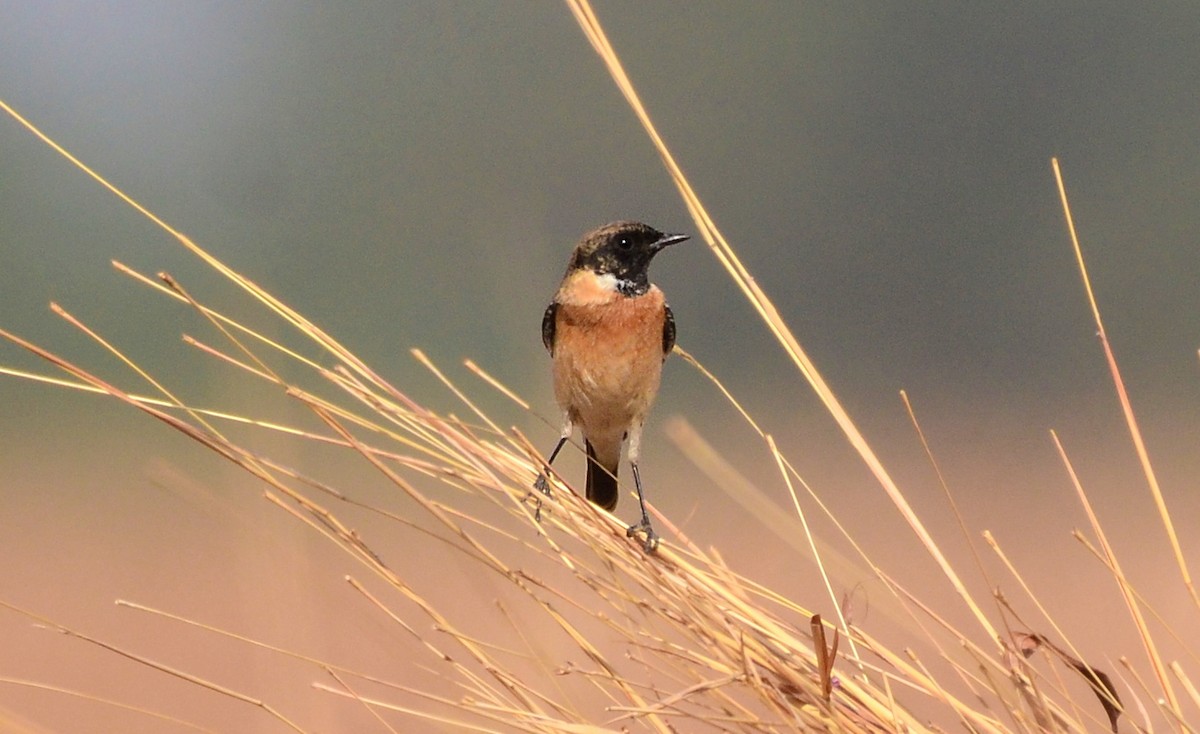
[617,237,633,250]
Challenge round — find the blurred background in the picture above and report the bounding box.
[2,3,1199,731]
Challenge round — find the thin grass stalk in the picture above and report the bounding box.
[562,0,999,649]
[1049,430,1180,721]
[1051,158,1198,617]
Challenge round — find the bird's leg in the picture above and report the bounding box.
[529,420,571,521]
[623,427,659,552]
[625,462,659,552]
[533,436,567,496]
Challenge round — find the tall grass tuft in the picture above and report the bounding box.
[1,3,1196,731]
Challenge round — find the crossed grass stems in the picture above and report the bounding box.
[2,1,1199,730]
[0,137,1193,734]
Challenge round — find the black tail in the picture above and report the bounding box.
[585,440,619,511]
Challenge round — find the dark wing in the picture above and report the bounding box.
[662,304,676,358]
[541,302,558,354]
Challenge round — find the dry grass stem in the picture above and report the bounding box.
[0,6,1195,732]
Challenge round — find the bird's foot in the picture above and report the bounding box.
[525,474,554,521]
[626,519,660,553]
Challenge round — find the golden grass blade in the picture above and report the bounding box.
[766,434,849,662]
[1070,532,1200,668]
[1049,430,1180,717]
[124,590,542,732]
[850,626,1006,734]
[1159,701,1196,734]
[1052,158,1199,616]
[994,573,1133,733]
[983,531,1088,667]
[49,301,226,440]
[564,0,997,648]
[159,271,290,389]
[119,262,482,478]
[7,36,1192,730]
[310,682,518,733]
[668,353,996,676]
[0,98,390,409]
[308,404,510,574]
[112,260,325,372]
[463,359,531,411]
[3,85,984,733]
[341,577,511,710]
[0,600,310,733]
[321,668,400,734]
[900,390,999,602]
[673,347,764,436]
[116,265,473,467]
[1,359,492,486]
[0,365,331,446]
[316,370,483,474]
[115,598,427,693]
[412,349,508,445]
[264,493,531,716]
[1111,665,1154,734]
[667,414,943,666]
[0,326,246,466]
[1170,663,1200,716]
[0,677,218,733]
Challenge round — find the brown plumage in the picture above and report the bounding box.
[534,221,687,552]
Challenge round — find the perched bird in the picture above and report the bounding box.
[534,220,688,551]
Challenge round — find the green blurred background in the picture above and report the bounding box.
[2,3,1199,731]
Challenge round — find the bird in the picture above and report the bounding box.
[533,220,688,552]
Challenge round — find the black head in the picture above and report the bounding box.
[566,221,689,296]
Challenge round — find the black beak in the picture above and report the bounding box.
[652,232,690,252]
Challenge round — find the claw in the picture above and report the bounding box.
[626,520,660,553]
[529,437,567,524]
[626,462,659,552]
[526,473,554,521]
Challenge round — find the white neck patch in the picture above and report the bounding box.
[560,269,637,306]
[595,272,621,292]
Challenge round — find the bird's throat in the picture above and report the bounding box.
[558,269,647,306]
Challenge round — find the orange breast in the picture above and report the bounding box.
[551,275,668,444]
